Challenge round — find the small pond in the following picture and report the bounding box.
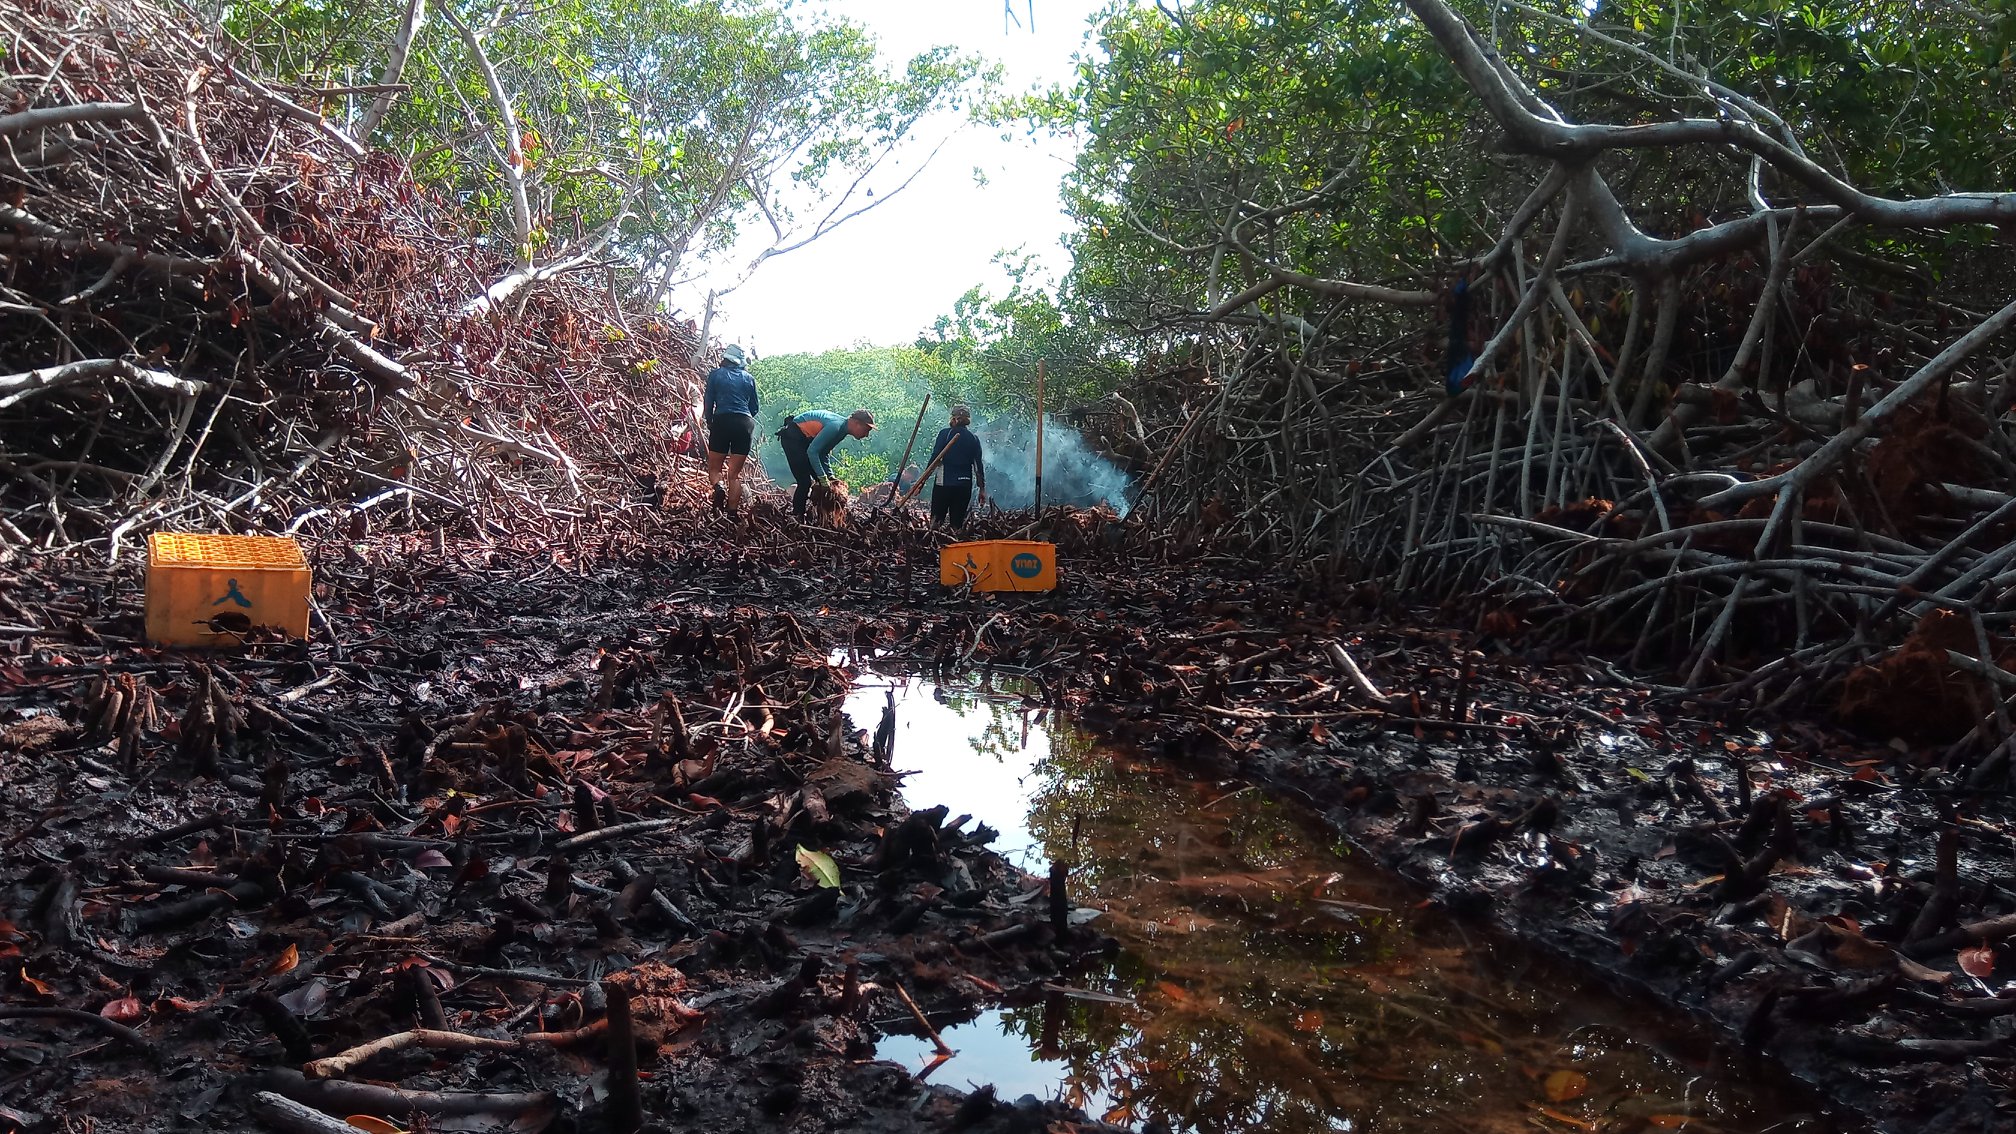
[845,666,1841,1134]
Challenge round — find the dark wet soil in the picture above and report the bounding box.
[2,502,2011,1133]
[0,527,1123,1134]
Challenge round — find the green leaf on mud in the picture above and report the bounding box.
[795,845,841,889]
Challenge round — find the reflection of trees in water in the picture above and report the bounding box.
[927,674,1039,772]
[990,705,1797,1134]
[1002,726,1428,1133]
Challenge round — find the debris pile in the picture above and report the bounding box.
[0,527,1132,1134]
[0,0,702,560]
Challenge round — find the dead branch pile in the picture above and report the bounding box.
[0,0,702,560]
[1124,0,2016,754]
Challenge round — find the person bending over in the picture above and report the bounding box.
[775,408,875,519]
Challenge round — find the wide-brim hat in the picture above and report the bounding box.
[721,344,747,365]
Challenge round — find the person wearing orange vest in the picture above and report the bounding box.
[774,408,875,519]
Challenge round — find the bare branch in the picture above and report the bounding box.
[169,29,367,159]
[1403,0,2016,230]
[1227,232,1437,307]
[0,102,138,137]
[439,5,533,262]
[354,0,428,140]
[0,359,204,410]
[742,131,955,271]
[461,220,626,319]
[1707,293,2016,517]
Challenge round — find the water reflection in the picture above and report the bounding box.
[846,669,1836,1134]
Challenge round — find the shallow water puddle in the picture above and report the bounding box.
[846,668,1841,1134]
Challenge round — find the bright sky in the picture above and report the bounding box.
[689,0,1123,358]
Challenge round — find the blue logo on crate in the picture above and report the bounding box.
[1010,552,1043,579]
[213,579,252,608]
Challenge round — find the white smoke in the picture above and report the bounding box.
[971,416,1132,517]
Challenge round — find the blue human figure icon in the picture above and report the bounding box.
[214,578,252,608]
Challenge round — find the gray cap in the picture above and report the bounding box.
[721,344,747,366]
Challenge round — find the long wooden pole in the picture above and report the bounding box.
[879,393,930,511]
[1034,360,1045,516]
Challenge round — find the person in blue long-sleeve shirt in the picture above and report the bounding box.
[774,407,876,519]
[703,345,760,509]
[905,404,986,531]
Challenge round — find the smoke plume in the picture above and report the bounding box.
[969,416,1132,517]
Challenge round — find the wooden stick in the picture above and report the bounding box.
[554,815,680,852]
[256,1068,555,1118]
[304,1026,602,1079]
[0,1007,155,1056]
[878,393,930,512]
[1034,359,1046,516]
[1325,642,1392,706]
[906,431,962,508]
[1048,860,1071,940]
[1906,911,2016,958]
[604,982,644,1134]
[891,979,951,1057]
[247,1091,359,1134]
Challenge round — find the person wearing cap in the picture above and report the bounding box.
[702,345,760,509]
[905,404,986,532]
[775,407,875,519]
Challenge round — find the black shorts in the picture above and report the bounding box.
[707,413,754,456]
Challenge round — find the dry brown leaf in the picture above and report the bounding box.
[263,943,299,976]
[1543,1069,1589,1103]
[1828,931,1897,971]
[1959,942,1996,979]
[99,996,143,1022]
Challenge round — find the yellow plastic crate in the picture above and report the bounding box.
[144,533,311,647]
[939,539,1057,592]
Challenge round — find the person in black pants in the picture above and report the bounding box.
[775,408,875,519]
[906,404,986,531]
[702,345,759,509]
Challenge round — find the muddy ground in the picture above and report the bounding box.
[1,498,2012,1133]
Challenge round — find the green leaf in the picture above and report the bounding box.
[795,845,841,889]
